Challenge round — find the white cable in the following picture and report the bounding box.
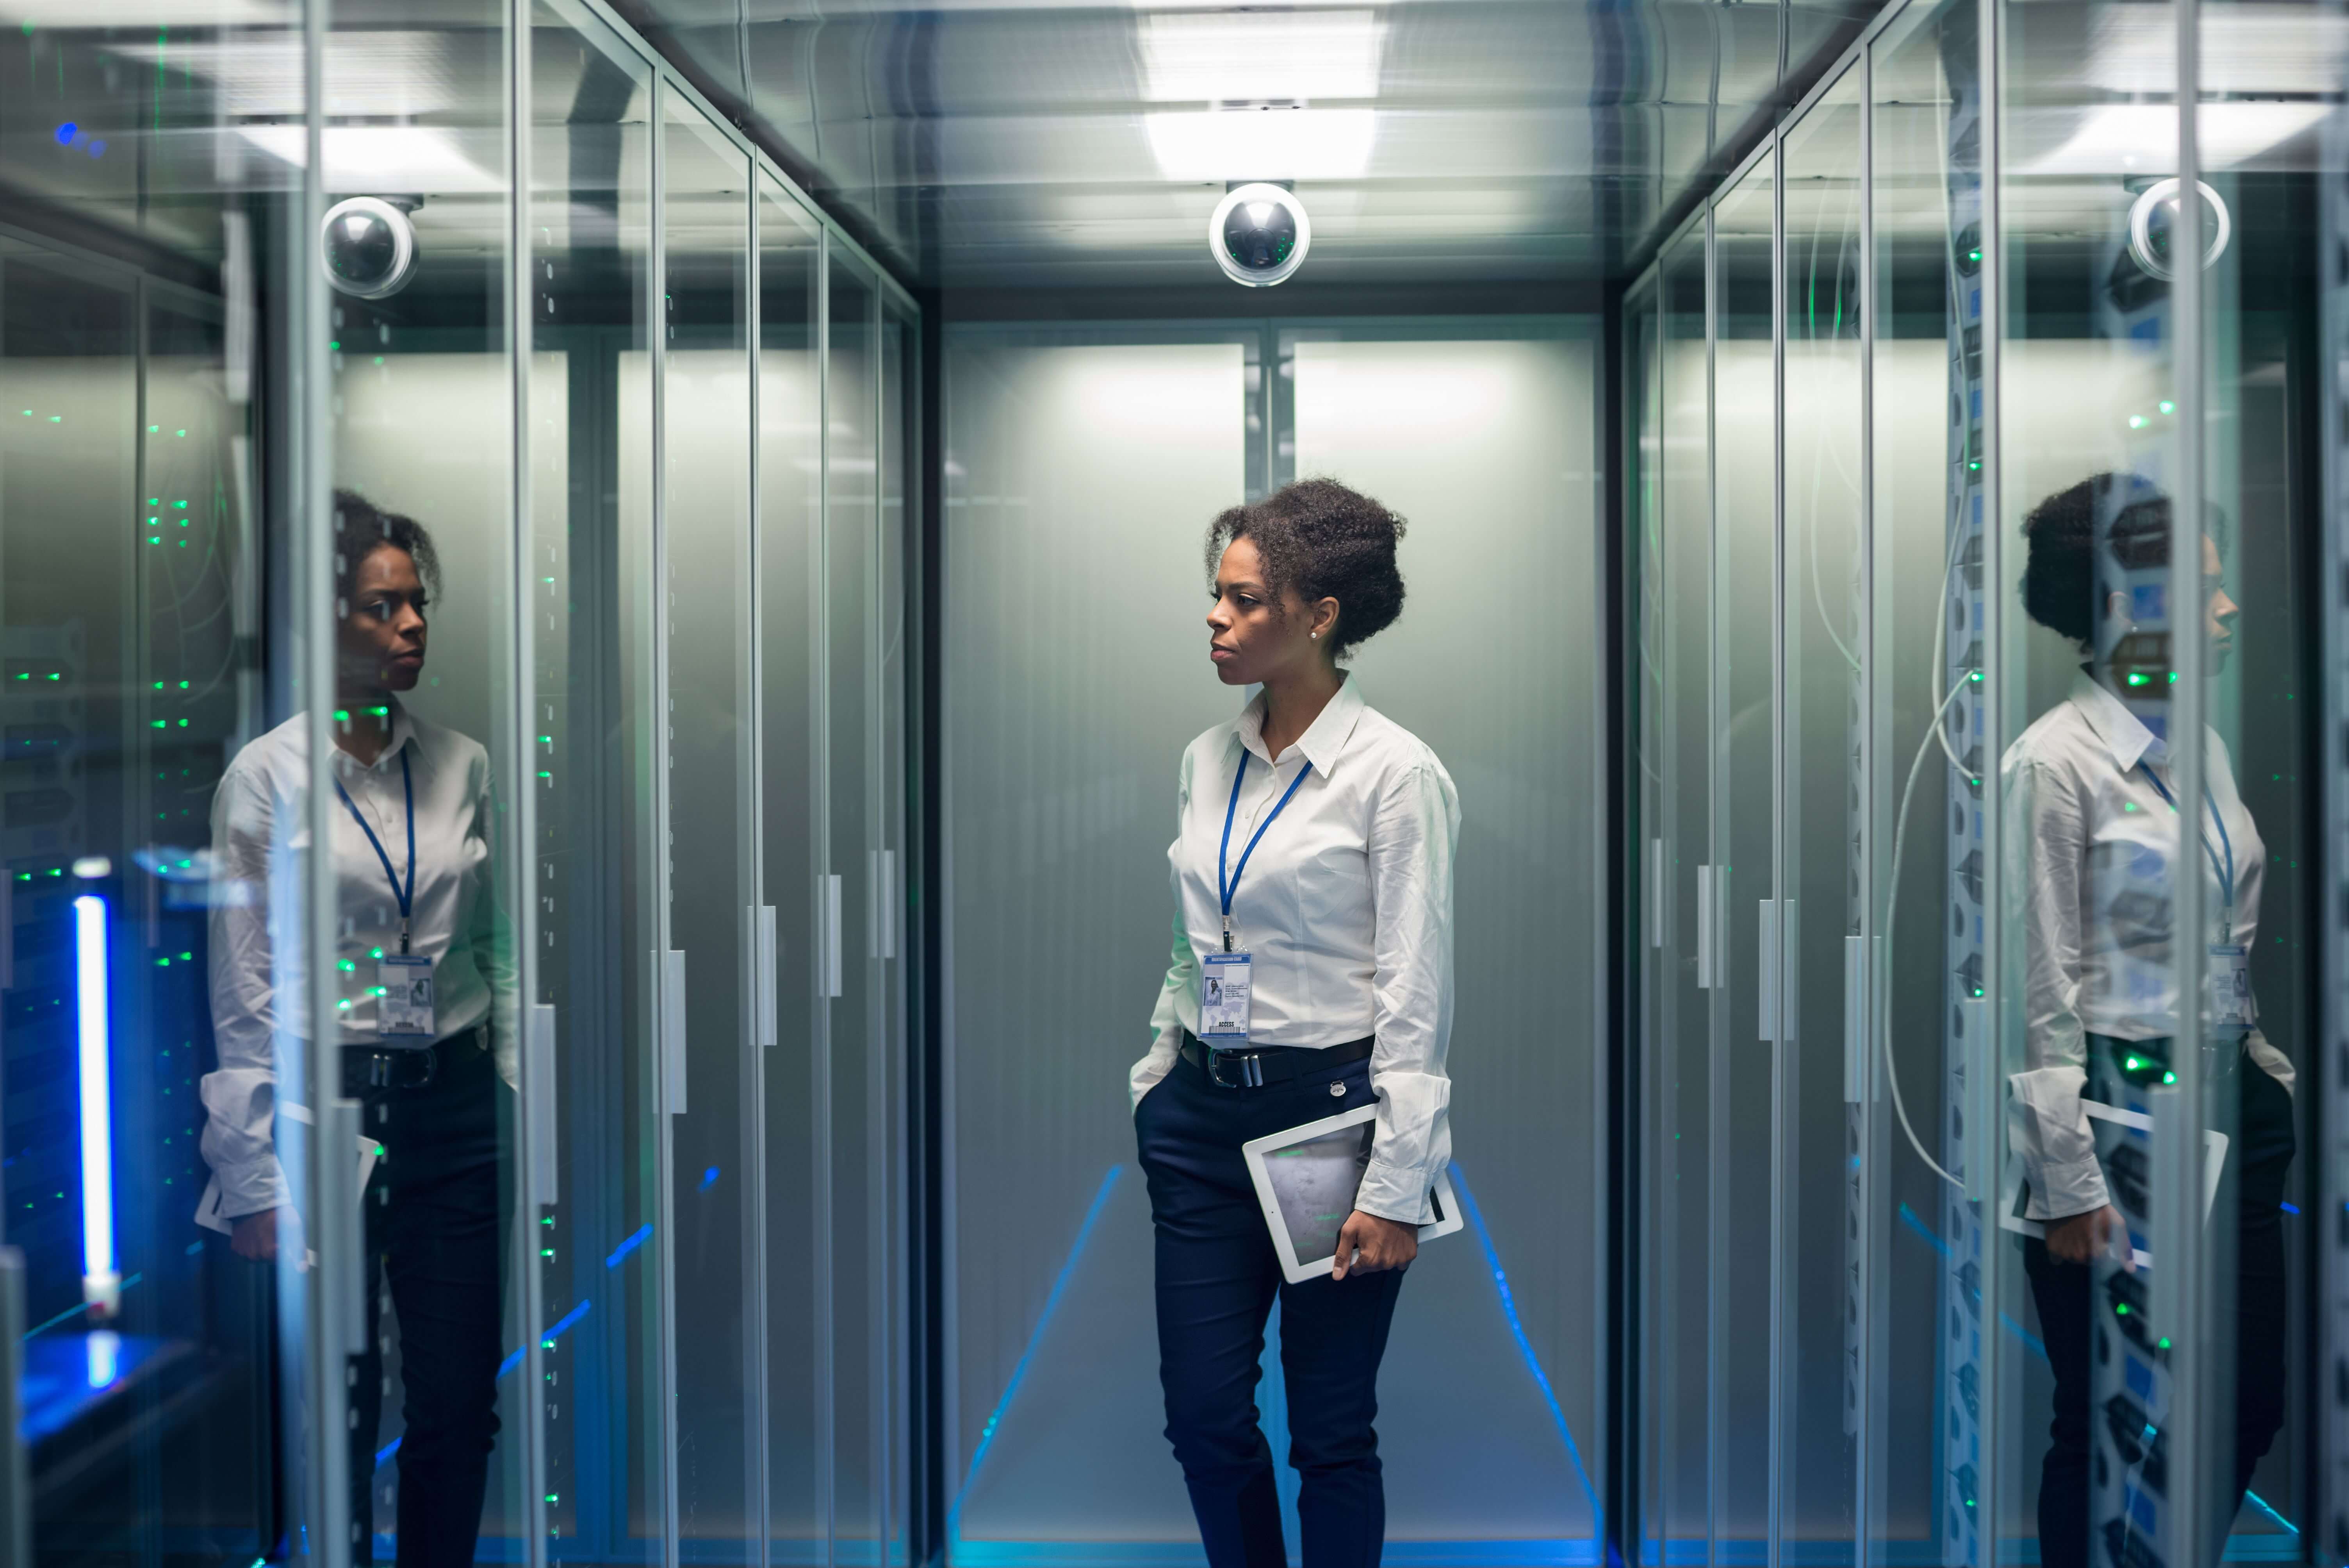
[1877,511,1975,1192]
[1881,669,1969,1191]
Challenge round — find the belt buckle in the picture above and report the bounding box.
[355,1046,437,1094]
[1209,1049,1264,1090]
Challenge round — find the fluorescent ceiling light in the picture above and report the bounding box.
[1146,107,1375,182]
[237,124,505,194]
[1142,9,1383,103]
[2086,5,2349,96]
[2021,102,2329,175]
[1,0,289,25]
[107,33,467,119]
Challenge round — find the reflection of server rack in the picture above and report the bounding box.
[4,624,88,865]
[1,622,89,1317]
[1936,14,1991,1562]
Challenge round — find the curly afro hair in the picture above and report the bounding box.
[332,488,442,614]
[2019,473,2177,648]
[1205,478,1407,658]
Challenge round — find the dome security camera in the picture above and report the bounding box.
[2126,178,2230,281]
[1209,184,1311,288]
[321,196,420,299]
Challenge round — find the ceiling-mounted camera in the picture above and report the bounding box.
[1209,183,1310,288]
[2126,177,2230,280]
[321,195,421,299]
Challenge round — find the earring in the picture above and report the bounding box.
[1310,631,1319,640]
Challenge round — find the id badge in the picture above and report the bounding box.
[1199,951,1253,1042]
[378,953,437,1040]
[2208,943,2252,1031]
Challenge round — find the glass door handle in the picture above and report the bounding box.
[755,905,778,1047]
[1647,839,1665,950]
[662,949,687,1116]
[1843,935,1864,1103]
[325,1097,367,1352]
[1758,898,1780,1042]
[821,874,843,999]
[1696,865,1715,989]
[528,1003,558,1203]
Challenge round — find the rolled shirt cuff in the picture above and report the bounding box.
[2022,1152,2110,1223]
[211,1156,292,1224]
[1355,1157,1436,1226]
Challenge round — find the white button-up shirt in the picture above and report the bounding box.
[200,703,518,1219]
[2000,672,2293,1221]
[1130,675,1461,1224]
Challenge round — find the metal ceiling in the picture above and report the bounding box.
[615,0,1884,296]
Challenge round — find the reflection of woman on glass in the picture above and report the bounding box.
[199,491,516,1566]
[1130,480,1459,1568]
[2003,474,2294,1565]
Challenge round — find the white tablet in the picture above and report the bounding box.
[1240,1104,1465,1284]
[1997,1098,2228,1272]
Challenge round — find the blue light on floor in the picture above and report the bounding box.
[2243,1490,2297,1536]
[1449,1163,1602,1524]
[1897,1202,1951,1258]
[950,1164,1124,1536]
[605,1224,652,1268]
[85,1329,119,1390]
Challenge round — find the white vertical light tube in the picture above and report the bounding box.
[73,895,118,1319]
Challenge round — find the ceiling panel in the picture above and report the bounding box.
[620,0,1880,293]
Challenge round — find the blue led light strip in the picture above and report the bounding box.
[1449,1163,1602,1526]
[949,1164,1125,1538]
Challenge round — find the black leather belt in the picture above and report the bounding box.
[341,1023,485,1096]
[1180,1030,1373,1089]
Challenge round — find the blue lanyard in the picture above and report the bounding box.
[2139,762,2233,922]
[1217,750,1312,952]
[335,748,416,953]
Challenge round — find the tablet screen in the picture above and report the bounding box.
[1263,1120,1374,1265]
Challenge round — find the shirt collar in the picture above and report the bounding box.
[1237,674,1367,778]
[328,699,418,775]
[2067,670,2160,772]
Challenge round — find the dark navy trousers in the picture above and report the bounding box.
[350,1038,508,1568]
[2022,1043,2295,1568]
[1135,1046,1404,1568]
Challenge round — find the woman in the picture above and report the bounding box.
[1130,478,1459,1568]
[200,490,517,1567]
[2003,473,2294,1567]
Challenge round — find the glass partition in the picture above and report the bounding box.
[661,89,756,1564]
[1626,0,2338,1562]
[826,249,891,1568]
[1711,156,1779,1563]
[1867,2,1982,1562]
[1780,68,1864,1553]
[0,5,917,1567]
[939,317,1607,1561]
[0,6,324,1566]
[757,178,825,1568]
[1649,231,1716,1568]
[1285,321,1606,1554]
[879,292,918,1562]
[941,328,1255,1555]
[527,5,665,1562]
[322,0,527,1557]
[1996,5,2200,1568]
[2187,0,2326,1552]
